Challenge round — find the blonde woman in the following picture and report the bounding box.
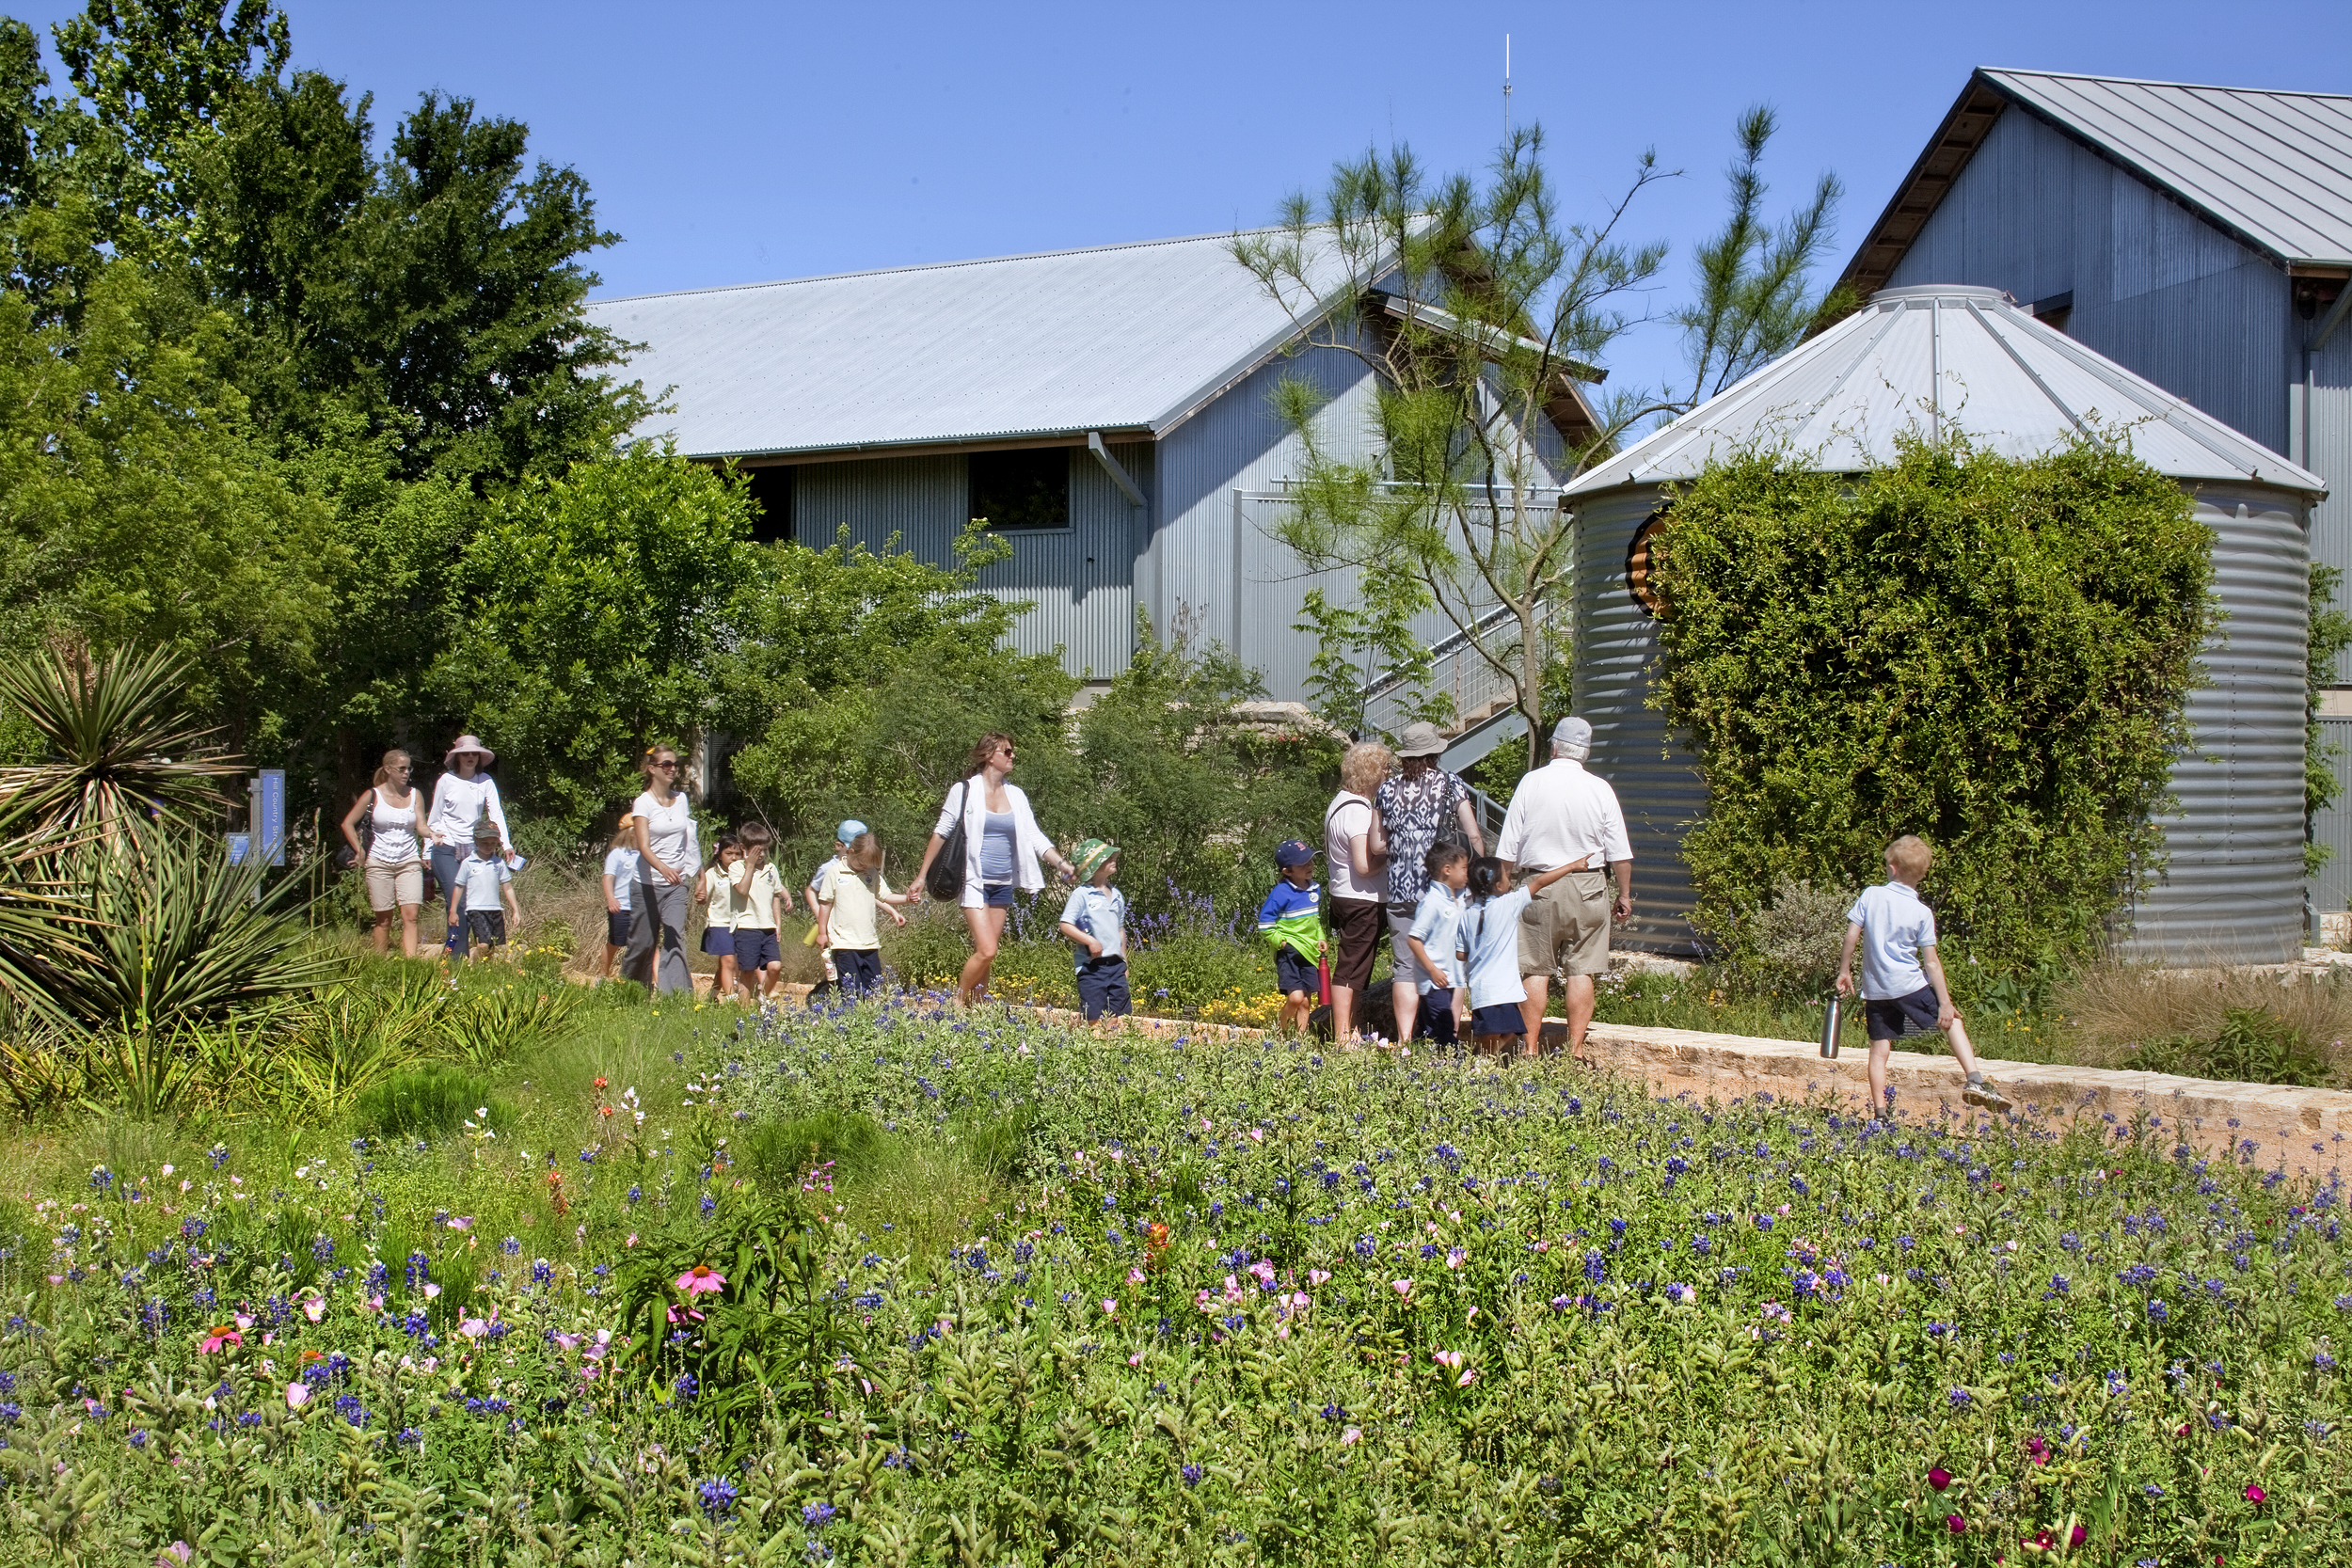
[1325,739,1397,1043]
[914,732,1075,1005]
[341,749,430,958]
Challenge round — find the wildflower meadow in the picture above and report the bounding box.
[0,990,2345,1565]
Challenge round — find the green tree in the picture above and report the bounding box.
[1236,111,1845,768]
[1648,436,2214,974]
[428,446,757,835]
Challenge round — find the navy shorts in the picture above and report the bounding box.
[467,911,507,947]
[1420,986,1459,1044]
[1275,947,1319,999]
[735,927,781,972]
[981,882,1015,909]
[1470,1001,1526,1038]
[700,927,735,958]
[606,911,632,947]
[1865,984,1942,1040]
[833,947,883,995]
[1077,956,1131,1021]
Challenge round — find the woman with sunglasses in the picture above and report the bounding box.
[915,732,1074,1005]
[625,743,701,993]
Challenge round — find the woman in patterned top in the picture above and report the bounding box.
[1371,721,1486,1043]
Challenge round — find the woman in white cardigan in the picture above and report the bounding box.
[914,732,1074,1005]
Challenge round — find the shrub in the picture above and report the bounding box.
[1723,874,1853,999]
[354,1064,510,1141]
[1651,435,2213,976]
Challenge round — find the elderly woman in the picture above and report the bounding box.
[1371,721,1486,1042]
[1324,738,1396,1044]
[914,732,1076,1005]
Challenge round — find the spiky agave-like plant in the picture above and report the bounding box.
[0,643,241,844]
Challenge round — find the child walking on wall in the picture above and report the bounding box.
[1057,839,1130,1022]
[1835,834,2013,1116]
[819,831,910,998]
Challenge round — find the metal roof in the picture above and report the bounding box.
[588,230,1349,461]
[1840,69,2352,295]
[1564,284,2327,498]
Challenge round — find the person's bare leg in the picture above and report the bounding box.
[1867,1039,1891,1115]
[370,911,392,955]
[600,943,621,978]
[1518,974,1549,1046]
[1943,1016,1981,1076]
[1391,980,1419,1045]
[1331,984,1355,1044]
[958,906,1007,1004]
[1564,973,1597,1053]
[397,904,422,959]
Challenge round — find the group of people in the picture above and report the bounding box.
[1260,717,1632,1056]
[339,736,519,961]
[339,720,2011,1108]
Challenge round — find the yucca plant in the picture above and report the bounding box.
[0,644,241,844]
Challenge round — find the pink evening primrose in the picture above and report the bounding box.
[299,1292,326,1323]
[459,1318,490,1340]
[1341,1426,1361,1447]
[675,1265,726,1296]
[1101,1299,1118,1315]
[1391,1278,1414,1298]
[1431,1350,1465,1370]
[1308,1269,1331,1287]
[158,1545,193,1567]
[283,1383,310,1409]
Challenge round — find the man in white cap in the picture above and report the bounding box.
[1496,716,1632,1049]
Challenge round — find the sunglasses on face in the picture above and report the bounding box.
[653,758,678,769]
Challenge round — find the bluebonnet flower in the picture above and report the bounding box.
[1181,1463,1204,1487]
[696,1478,738,1516]
[674,1373,699,1402]
[802,1501,836,1528]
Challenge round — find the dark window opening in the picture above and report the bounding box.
[743,465,793,544]
[2029,291,2073,336]
[970,449,1069,531]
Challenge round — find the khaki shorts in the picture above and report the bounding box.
[1516,869,1612,979]
[364,858,424,912]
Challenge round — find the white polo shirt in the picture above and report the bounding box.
[1494,758,1632,871]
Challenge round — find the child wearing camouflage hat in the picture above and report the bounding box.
[1057,839,1130,1022]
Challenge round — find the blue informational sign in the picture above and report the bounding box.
[258,768,286,866]
[226,832,252,864]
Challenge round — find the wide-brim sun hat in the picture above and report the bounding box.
[445,734,496,767]
[1073,838,1120,882]
[1396,721,1446,758]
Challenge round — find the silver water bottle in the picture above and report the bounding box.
[1820,992,1843,1059]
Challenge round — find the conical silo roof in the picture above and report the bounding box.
[1565,284,2326,498]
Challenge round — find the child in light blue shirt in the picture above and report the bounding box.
[1459,856,1581,1054]
[1057,839,1129,1022]
[1406,844,1471,1044]
[1836,834,2010,1117]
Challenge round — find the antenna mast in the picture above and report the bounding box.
[1503,34,1513,139]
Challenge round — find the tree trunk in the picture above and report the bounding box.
[1519,603,1545,773]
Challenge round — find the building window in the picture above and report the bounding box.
[1626,511,1667,617]
[743,465,793,544]
[970,449,1069,531]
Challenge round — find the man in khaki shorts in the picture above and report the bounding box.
[1495,717,1632,1050]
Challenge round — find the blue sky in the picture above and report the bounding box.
[10,1,2350,400]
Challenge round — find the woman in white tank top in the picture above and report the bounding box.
[341,749,431,958]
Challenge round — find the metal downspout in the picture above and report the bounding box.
[1089,432,1151,656]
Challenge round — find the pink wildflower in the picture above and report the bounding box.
[1341,1425,1361,1446]
[283,1383,310,1409]
[1307,1268,1330,1287]
[675,1265,725,1296]
[459,1319,490,1340]
[199,1324,241,1354]
[1391,1278,1414,1298]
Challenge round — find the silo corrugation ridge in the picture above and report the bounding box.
[1572,488,1709,955]
[2116,489,2312,965]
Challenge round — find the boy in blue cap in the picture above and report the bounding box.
[1258,839,1325,1034]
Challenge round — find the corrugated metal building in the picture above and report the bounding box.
[1565,284,2327,965]
[589,230,1594,705]
[1837,68,2352,919]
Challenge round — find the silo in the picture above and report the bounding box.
[1565,285,2326,965]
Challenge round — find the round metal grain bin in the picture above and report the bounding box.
[1563,285,2325,964]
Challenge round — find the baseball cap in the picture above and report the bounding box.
[1275,838,1318,867]
[835,818,868,845]
[1551,716,1593,758]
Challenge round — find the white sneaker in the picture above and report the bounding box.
[1963,1074,2012,1114]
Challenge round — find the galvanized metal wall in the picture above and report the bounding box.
[1884,106,2294,456]
[2310,719,2352,917]
[2118,485,2312,963]
[788,444,1146,679]
[1570,481,2312,964]
[1568,485,1706,954]
[2298,326,2352,904]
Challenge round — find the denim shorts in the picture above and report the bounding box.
[982,882,1015,909]
[606,911,632,947]
[833,948,883,994]
[734,927,782,972]
[1470,1002,1526,1037]
[1865,985,1941,1040]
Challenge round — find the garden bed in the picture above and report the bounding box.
[5,991,2344,1561]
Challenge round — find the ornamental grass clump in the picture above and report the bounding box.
[0,998,2342,1560]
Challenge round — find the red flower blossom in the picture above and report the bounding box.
[2071,1526,2088,1546]
[1947,1514,1967,1534]
[1928,1466,1953,1491]
[2244,1483,2265,1504]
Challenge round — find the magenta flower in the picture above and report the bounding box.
[2071,1525,2089,1546]
[675,1265,726,1296]
[1927,1466,1952,1492]
[2244,1483,2266,1504]
[1946,1514,1966,1534]
[199,1324,241,1354]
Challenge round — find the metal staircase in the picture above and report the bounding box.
[1358,595,1565,784]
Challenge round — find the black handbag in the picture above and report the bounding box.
[924,782,970,902]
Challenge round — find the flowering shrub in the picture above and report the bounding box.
[0,996,2343,1560]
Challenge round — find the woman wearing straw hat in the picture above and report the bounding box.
[426,735,511,957]
[1372,721,1485,1043]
